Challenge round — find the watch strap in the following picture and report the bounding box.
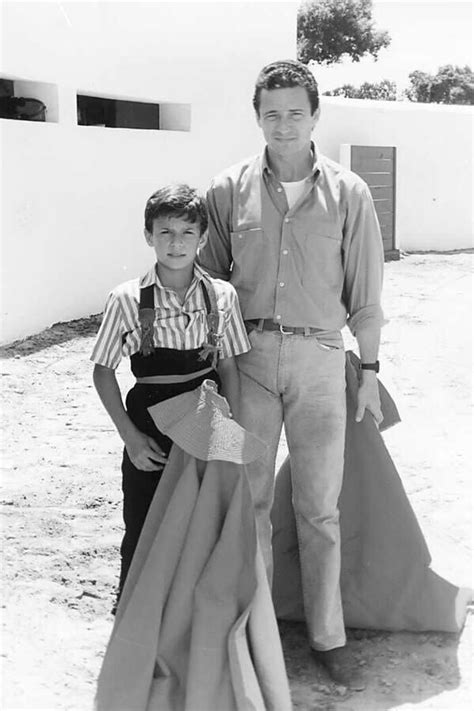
[359,360,380,373]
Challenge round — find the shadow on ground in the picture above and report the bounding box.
[280,620,466,710]
[0,315,102,358]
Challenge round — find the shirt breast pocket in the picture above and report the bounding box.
[294,228,343,290]
[192,307,227,340]
[230,228,266,285]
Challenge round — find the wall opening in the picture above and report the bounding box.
[77,94,191,131]
[0,77,58,123]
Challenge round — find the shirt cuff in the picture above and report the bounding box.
[89,354,119,370]
[347,304,385,336]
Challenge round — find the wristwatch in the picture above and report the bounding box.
[359,360,380,373]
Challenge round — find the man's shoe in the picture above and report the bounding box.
[311,645,366,690]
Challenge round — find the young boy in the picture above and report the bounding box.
[91,184,250,602]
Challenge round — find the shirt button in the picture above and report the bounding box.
[282,249,288,255]
[277,187,283,193]
[284,217,291,223]
[238,234,243,239]
[279,282,285,288]
[276,314,281,320]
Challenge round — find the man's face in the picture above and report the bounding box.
[256,86,319,158]
[145,215,206,274]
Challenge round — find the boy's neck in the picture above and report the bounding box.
[155,262,195,293]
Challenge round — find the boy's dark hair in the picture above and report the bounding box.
[252,59,319,115]
[144,184,208,234]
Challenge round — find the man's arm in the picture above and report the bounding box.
[342,179,384,425]
[93,364,166,471]
[199,180,233,280]
[354,327,383,425]
[217,356,241,423]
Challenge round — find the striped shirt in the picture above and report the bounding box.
[90,263,250,369]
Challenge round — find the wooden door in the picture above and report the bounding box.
[350,145,399,261]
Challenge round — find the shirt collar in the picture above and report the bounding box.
[262,141,321,180]
[139,263,207,290]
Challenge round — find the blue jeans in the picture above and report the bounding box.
[237,328,347,650]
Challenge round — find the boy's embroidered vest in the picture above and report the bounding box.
[138,276,223,369]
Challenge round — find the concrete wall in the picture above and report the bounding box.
[316,97,474,253]
[0,1,296,344]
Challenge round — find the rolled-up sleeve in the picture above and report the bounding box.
[199,179,233,281]
[342,181,385,335]
[219,284,250,358]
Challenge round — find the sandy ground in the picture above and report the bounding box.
[1,252,472,711]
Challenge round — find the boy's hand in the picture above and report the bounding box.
[124,429,168,471]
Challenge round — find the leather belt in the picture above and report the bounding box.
[245,319,323,336]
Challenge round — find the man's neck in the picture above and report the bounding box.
[266,145,314,182]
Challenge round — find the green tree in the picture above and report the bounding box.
[325,83,360,98]
[324,79,397,100]
[405,65,474,105]
[298,0,391,65]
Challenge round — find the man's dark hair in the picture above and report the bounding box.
[253,59,319,115]
[144,184,208,234]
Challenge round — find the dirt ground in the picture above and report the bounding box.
[1,252,472,711]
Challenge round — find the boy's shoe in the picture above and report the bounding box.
[311,645,366,690]
[110,590,121,616]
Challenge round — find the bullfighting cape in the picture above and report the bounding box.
[95,381,292,711]
[272,351,471,633]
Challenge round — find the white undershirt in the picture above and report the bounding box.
[280,178,307,209]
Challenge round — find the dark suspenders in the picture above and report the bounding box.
[138,284,155,357]
[138,277,222,368]
[198,277,223,369]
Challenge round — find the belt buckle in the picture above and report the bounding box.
[279,324,294,335]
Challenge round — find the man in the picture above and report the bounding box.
[200,59,384,690]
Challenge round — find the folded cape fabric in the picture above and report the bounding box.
[148,379,267,465]
[96,351,472,711]
[95,438,291,710]
[271,351,472,633]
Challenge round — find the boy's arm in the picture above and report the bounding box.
[93,364,167,471]
[217,356,241,423]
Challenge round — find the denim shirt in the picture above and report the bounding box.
[200,146,384,335]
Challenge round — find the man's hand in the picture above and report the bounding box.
[124,428,167,471]
[355,376,383,425]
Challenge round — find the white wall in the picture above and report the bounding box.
[0,1,296,344]
[316,97,474,252]
[2,2,472,344]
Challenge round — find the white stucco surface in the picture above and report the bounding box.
[0,1,295,343]
[316,97,474,253]
[1,2,472,344]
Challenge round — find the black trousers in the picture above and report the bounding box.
[117,366,220,598]
[119,448,163,594]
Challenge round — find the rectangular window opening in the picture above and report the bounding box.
[77,94,190,132]
[0,77,58,123]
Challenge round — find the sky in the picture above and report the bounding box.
[313,0,474,93]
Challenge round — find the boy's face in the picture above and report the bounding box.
[145,214,207,274]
